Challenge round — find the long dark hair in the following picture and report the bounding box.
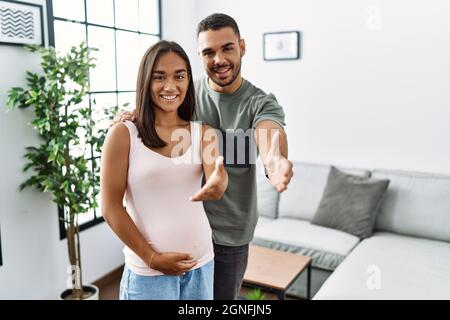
[135,40,196,148]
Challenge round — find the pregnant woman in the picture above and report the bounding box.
[100,40,227,300]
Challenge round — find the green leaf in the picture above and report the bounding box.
[245,288,266,300]
[56,154,65,166]
[41,180,53,192]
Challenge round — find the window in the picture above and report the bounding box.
[46,0,162,239]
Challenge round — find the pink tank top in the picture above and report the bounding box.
[122,120,213,276]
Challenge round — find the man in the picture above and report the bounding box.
[193,13,292,300]
[116,13,293,300]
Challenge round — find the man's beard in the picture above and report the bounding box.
[208,60,242,88]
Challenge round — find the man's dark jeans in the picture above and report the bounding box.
[213,242,249,300]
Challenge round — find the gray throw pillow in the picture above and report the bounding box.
[256,164,279,219]
[311,166,390,239]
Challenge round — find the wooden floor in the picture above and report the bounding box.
[94,265,299,300]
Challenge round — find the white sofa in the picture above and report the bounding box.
[252,161,450,299]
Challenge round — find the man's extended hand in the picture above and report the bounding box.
[190,156,228,201]
[111,110,135,126]
[265,131,293,192]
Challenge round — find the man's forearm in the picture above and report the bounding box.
[255,121,289,164]
[255,121,293,192]
[276,129,288,159]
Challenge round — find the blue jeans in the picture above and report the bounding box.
[119,260,214,300]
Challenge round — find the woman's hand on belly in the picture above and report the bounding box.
[151,252,197,275]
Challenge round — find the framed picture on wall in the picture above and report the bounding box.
[263,31,300,61]
[0,0,44,46]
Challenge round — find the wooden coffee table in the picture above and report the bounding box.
[243,245,312,300]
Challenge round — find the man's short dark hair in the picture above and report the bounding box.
[197,13,241,39]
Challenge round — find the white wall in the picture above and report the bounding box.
[0,0,123,299]
[161,0,202,78]
[170,0,450,174]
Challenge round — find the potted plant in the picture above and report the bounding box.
[245,288,266,300]
[6,43,112,299]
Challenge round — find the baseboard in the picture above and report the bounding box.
[92,264,124,289]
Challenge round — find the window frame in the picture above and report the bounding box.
[46,0,162,239]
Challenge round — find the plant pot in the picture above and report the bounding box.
[59,284,99,300]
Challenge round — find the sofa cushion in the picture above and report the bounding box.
[373,169,450,242]
[279,162,370,221]
[314,232,450,299]
[256,162,279,219]
[311,166,390,239]
[256,216,275,228]
[252,218,360,271]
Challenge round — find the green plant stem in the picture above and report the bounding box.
[76,216,83,296]
[63,100,83,299]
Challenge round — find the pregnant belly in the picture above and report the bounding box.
[145,217,212,260]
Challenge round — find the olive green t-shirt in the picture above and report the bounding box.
[195,77,285,246]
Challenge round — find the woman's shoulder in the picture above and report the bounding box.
[113,120,139,135]
[109,121,130,134]
[106,122,132,145]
